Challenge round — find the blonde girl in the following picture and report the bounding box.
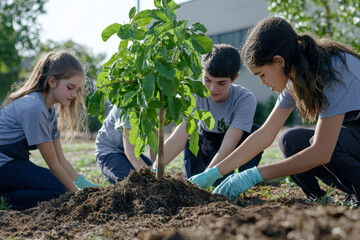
[0,50,97,210]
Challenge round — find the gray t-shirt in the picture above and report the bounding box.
[276,53,360,122]
[95,105,130,159]
[195,84,256,133]
[0,91,60,167]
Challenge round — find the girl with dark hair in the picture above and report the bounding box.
[0,50,98,210]
[190,17,360,205]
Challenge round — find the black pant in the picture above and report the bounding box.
[278,124,360,199]
[184,125,263,186]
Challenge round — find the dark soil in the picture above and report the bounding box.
[0,168,359,240]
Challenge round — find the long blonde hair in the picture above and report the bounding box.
[2,50,86,140]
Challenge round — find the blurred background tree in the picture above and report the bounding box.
[0,0,48,102]
[267,0,360,51]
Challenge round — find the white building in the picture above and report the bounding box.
[178,0,275,103]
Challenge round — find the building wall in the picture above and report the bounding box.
[177,0,276,103]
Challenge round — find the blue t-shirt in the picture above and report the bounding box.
[276,53,360,122]
[195,84,256,133]
[0,91,60,167]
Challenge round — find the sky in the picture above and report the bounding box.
[38,0,188,60]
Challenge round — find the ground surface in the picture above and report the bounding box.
[1,168,359,240]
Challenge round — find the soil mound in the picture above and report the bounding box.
[1,169,359,240]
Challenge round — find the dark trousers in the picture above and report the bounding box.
[0,159,66,210]
[278,125,360,199]
[184,125,263,186]
[97,152,152,184]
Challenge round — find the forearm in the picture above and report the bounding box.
[217,129,273,175]
[258,145,329,181]
[49,163,78,192]
[207,151,231,169]
[127,154,149,170]
[53,139,78,181]
[57,157,79,180]
[38,142,78,192]
[163,136,187,166]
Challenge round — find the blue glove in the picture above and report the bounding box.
[150,168,157,173]
[189,166,223,189]
[75,174,100,189]
[213,167,263,200]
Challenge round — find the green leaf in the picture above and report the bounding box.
[148,130,158,156]
[167,1,180,11]
[190,22,207,33]
[149,9,168,22]
[133,10,153,26]
[193,109,215,130]
[124,90,137,104]
[101,23,121,42]
[189,131,199,156]
[148,99,163,109]
[86,90,104,117]
[137,93,148,108]
[135,46,148,71]
[185,116,196,135]
[182,94,196,115]
[154,0,161,7]
[190,52,202,80]
[190,34,213,54]
[129,117,139,145]
[133,9,151,20]
[155,61,176,80]
[117,24,135,39]
[162,0,170,8]
[186,79,210,98]
[143,72,155,98]
[134,28,146,40]
[134,136,145,158]
[129,6,137,19]
[156,75,177,96]
[97,71,107,83]
[166,96,182,120]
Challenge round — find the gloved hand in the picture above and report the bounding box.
[75,174,100,189]
[213,167,263,200]
[150,168,157,173]
[189,166,223,190]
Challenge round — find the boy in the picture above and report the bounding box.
[155,43,262,185]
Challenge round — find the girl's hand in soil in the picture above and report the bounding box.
[75,174,100,189]
[189,166,223,189]
[213,167,263,200]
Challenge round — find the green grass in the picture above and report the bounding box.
[29,142,283,182]
[0,197,12,210]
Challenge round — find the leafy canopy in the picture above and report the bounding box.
[267,0,360,52]
[87,0,215,158]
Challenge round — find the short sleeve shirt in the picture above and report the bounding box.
[276,53,360,122]
[95,105,131,158]
[194,84,256,133]
[0,91,60,166]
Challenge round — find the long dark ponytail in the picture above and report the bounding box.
[241,17,360,122]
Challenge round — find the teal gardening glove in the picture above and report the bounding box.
[75,174,99,189]
[189,166,223,189]
[213,167,263,200]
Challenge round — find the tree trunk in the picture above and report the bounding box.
[157,105,165,179]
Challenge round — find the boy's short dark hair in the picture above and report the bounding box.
[201,43,241,80]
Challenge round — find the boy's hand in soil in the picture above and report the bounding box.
[213,167,263,200]
[75,174,100,189]
[189,166,223,189]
